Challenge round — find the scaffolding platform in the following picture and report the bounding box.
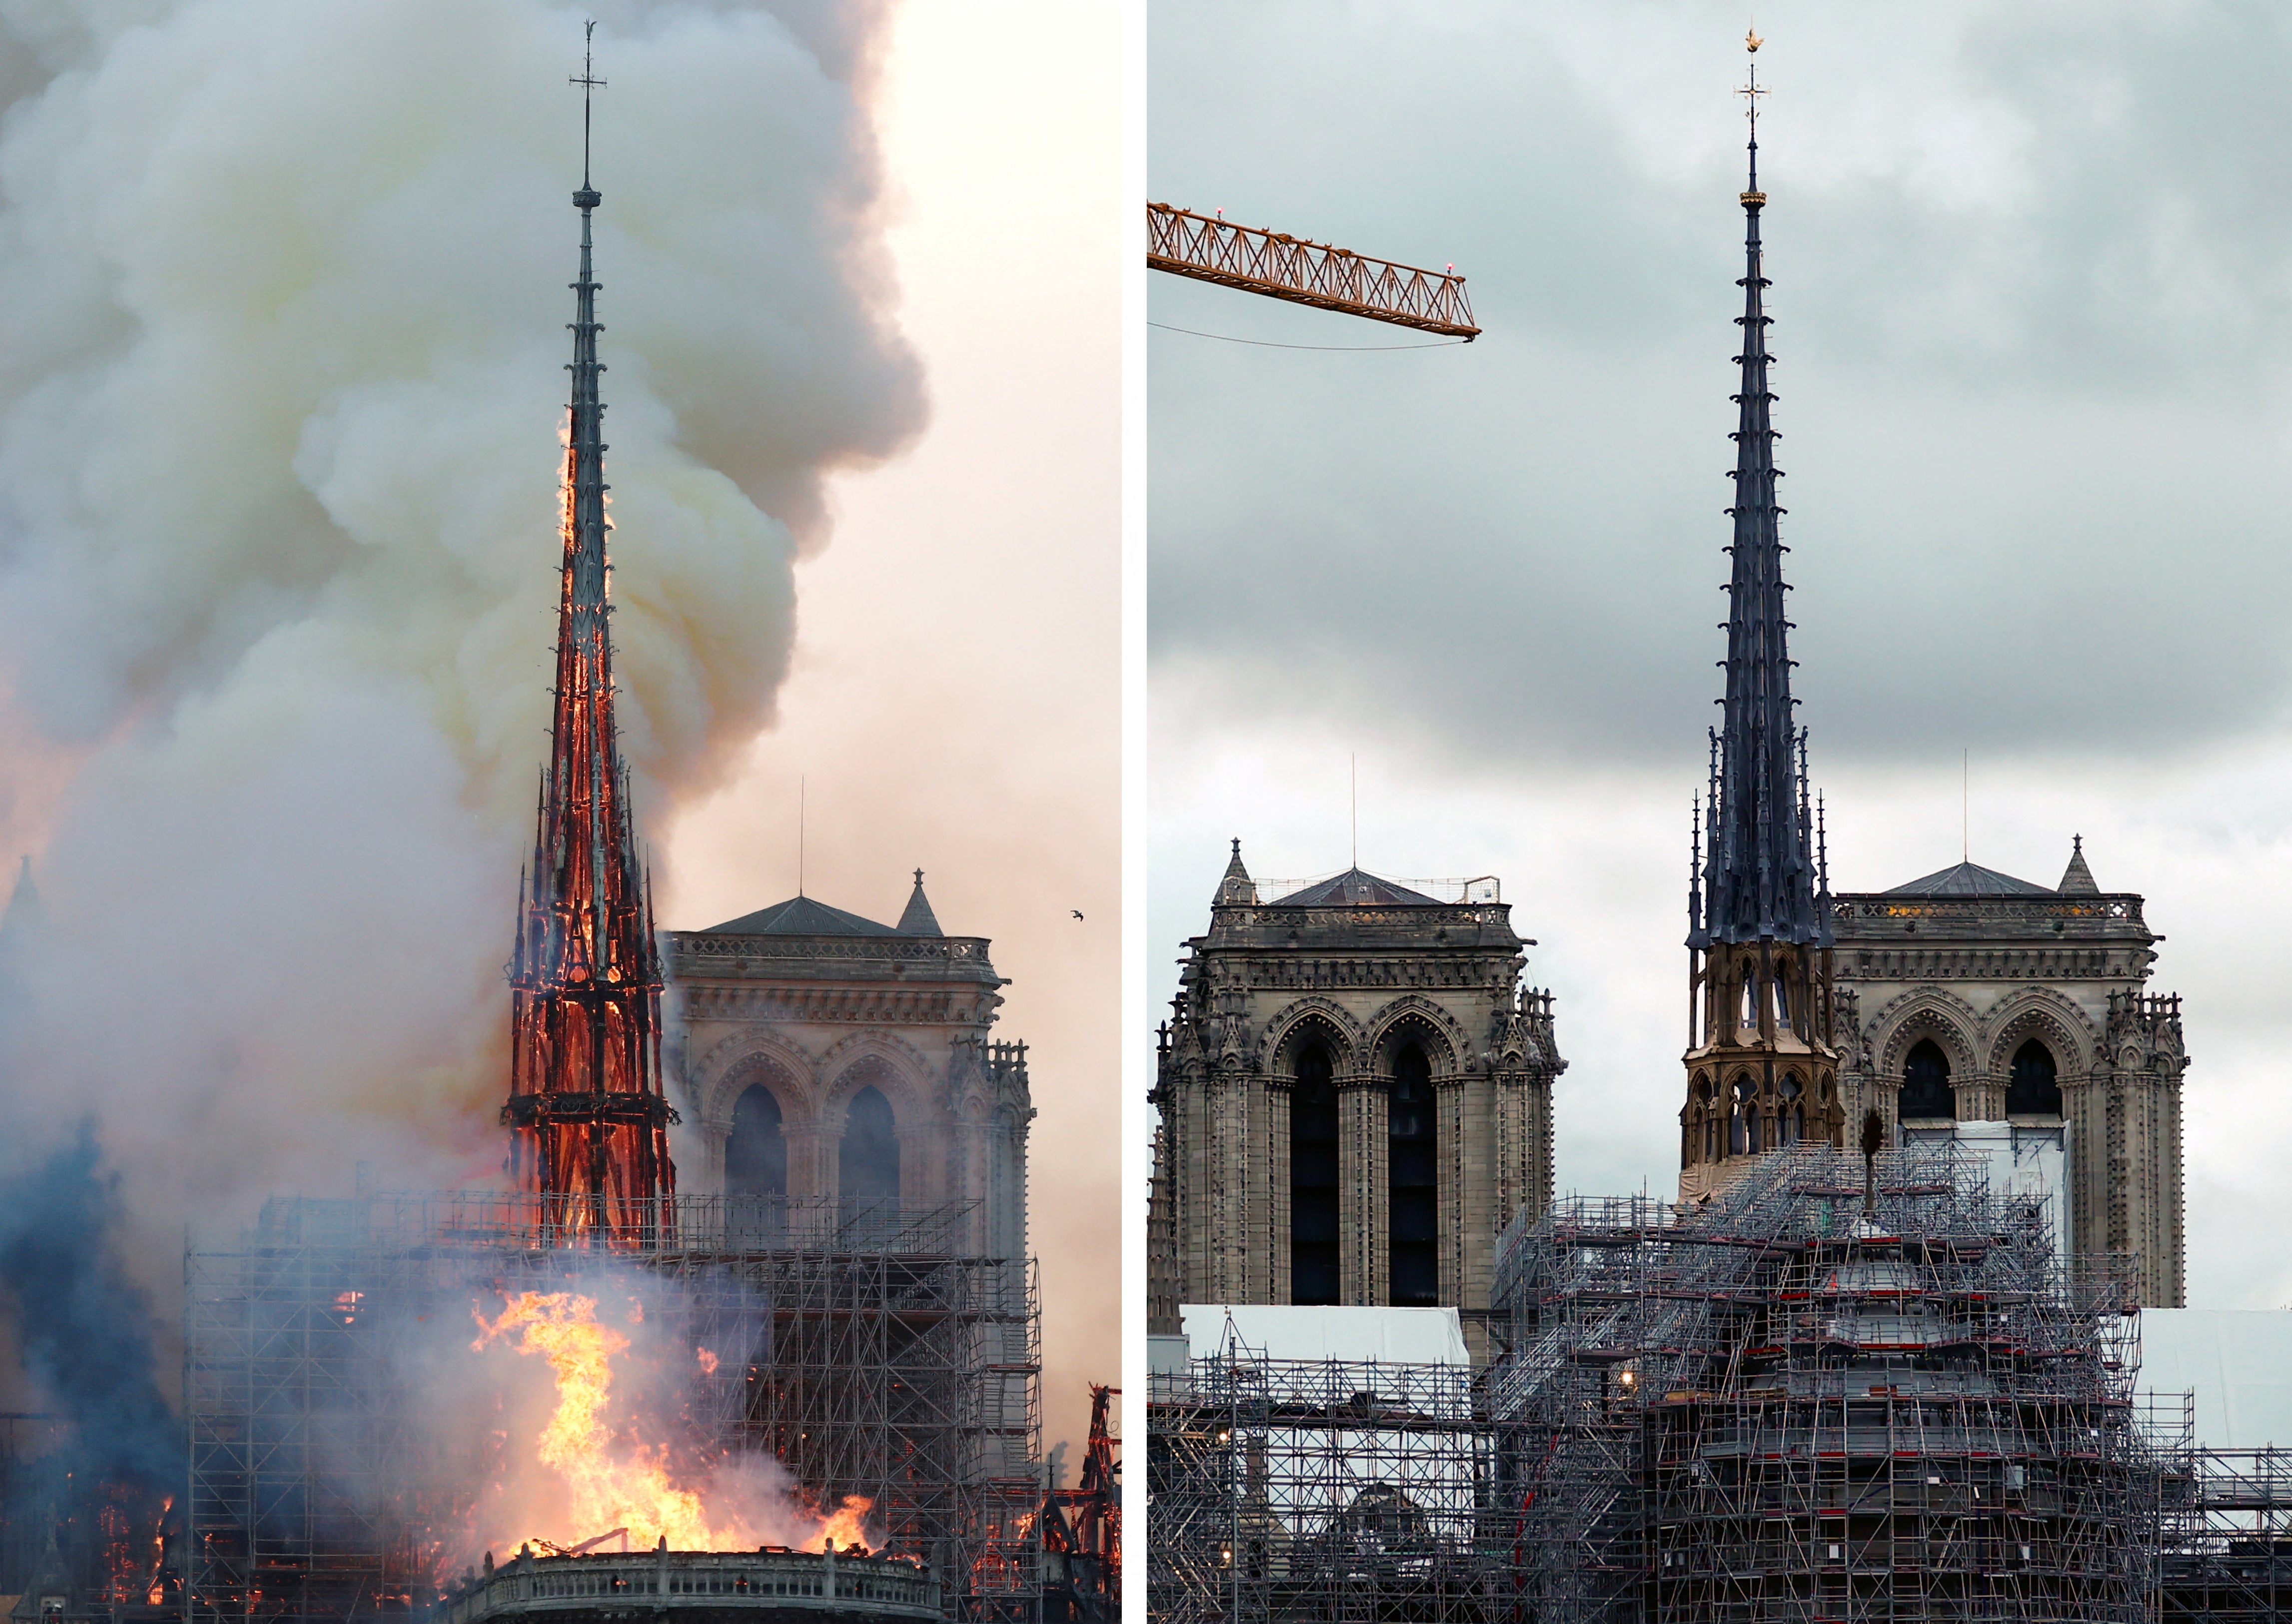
[1147,1329,1493,1624]
[1489,1141,2165,1624]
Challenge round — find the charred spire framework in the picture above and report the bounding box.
[502,43,679,1238]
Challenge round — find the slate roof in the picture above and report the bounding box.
[1882,861,2054,898]
[1269,868,1446,907]
[896,873,943,936]
[702,895,898,936]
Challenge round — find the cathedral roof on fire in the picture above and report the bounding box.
[1882,860,2053,897]
[1268,868,1446,907]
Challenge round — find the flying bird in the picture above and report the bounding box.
[1071,909,1084,921]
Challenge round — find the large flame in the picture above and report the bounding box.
[473,1291,869,1555]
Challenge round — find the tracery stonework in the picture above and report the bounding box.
[1830,841,2188,1308]
[661,873,1034,1268]
[1145,845,1565,1361]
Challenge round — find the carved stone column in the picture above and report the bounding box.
[1957,1067,2005,1122]
[1176,1066,1210,1304]
[1437,1074,1471,1315]
[785,1124,827,1200]
[2062,1066,2108,1264]
[697,1114,733,1194]
[1337,1072,1387,1306]
[2160,1062,2186,1307]
[1238,1070,1269,1302]
[1203,1068,1244,1303]
[1264,1076,1293,1307]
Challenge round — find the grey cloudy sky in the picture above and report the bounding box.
[1149,0,2292,1316]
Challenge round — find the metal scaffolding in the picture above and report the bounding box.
[2159,1438,2292,1622]
[1488,1141,2167,1624]
[1147,1328,1492,1624]
[184,1192,1039,1624]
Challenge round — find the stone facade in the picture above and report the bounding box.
[661,873,1033,1267]
[1829,841,2187,1307]
[1146,843,1564,1355]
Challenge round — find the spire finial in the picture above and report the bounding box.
[572,20,606,197]
[1738,27,1767,202]
[913,867,925,887]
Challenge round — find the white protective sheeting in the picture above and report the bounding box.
[1147,1334,1191,1377]
[1902,1119,2071,1266]
[2138,1310,2292,1448]
[1178,1303,1470,1366]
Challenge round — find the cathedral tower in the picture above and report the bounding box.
[502,52,679,1237]
[1679,49,1845,1196]
[1147,843,1563,1358]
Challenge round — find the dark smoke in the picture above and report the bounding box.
[0,1121,178,1490]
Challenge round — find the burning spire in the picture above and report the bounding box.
[502,28,678,1240]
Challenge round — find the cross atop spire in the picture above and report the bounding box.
[1739,27,1767,198]
[1690,35,1827,954]
[572,19,606,194]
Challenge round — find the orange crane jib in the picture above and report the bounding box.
[1147,202,1479,339]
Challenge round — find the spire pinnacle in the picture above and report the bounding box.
[1738,28,1767,204]
[572,20,606,196]
[1690,37,1824,953]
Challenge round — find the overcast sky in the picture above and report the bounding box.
[1149,0,2292,1318]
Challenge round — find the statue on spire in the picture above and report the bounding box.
[501,37,680,1242]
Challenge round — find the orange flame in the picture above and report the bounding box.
[473,1291,870,1555]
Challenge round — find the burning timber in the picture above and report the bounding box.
[183,1191,1040,1624]
[436,1547,938,1624]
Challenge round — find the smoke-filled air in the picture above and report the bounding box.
[0,0,920,1439]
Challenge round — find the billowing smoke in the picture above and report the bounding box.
[0,0,923,1368]
[0,1122,175,1489]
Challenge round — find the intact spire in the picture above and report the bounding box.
[1215,837,1254,906]
[1690,34,1827,953]
[2059,834,2100,895]
[502,36,678,1241]
[897,868,944,936]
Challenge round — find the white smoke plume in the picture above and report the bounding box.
[0,0,922,1291]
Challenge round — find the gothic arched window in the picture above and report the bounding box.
[839,1085,900,1207]
[726,1083,786,1198]
[1389,1043,1438,1307]
[1290,1041,1340,1305]
[2007,1039,2062,1116]
[1730,1074,1756,1156]
[1900,1038,1953,1120]
[1780,1072,1803,1145]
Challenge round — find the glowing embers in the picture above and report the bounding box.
[471,1290,870,1557]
